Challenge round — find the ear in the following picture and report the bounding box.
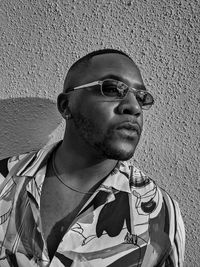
[57,93,71,120]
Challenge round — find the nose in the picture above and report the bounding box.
[116,91,142,117]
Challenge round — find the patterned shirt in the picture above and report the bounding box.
[0,142,185,267]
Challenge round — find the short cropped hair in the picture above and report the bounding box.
[63,49,133,92]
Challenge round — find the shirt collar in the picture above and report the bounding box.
[16,141,145,196]
[16,142,60,177]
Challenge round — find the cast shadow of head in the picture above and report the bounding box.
[0,97,64,159]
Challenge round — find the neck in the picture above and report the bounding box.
[54,130,117,186]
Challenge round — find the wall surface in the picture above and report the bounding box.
[0,0,199,265]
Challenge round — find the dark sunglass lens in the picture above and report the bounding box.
[102,80,120,97]
[117,82,128,98]
[136,91,154,110]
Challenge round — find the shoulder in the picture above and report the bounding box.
[127,160,185,225]
[0,157,10,177]
[0,153,30,185]
[161,188,185,265]
[0,153,30,175]
[0,142,60,183]
[124,161,185,264]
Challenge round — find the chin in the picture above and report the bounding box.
[100,143,137,161]
[109,152,134,161]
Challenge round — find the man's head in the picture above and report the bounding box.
[58,49,152,161]
[63,49,134,92]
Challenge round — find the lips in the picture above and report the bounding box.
[116,122,141,135]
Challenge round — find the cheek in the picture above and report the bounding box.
[86,103,118,132]
[71,94,117,125]
[91,104,113,118]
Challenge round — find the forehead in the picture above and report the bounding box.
[82,53,144,86]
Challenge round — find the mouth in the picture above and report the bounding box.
[115,122,141,138]
[116,122,140,134]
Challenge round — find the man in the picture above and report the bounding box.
[0,49,185,266]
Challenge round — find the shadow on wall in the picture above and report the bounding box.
[0,97,62,159]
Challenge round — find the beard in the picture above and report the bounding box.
[71,111,139,161]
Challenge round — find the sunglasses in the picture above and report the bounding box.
[67,79,154,110]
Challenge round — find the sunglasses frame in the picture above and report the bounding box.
[67,79,154,110]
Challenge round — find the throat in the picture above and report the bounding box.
[55,141,118,187]
[51,149,96,195]
[58,138,118,174]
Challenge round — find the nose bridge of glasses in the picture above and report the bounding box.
[125,87,140,101]
[129,87,139,94]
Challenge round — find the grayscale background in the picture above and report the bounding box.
[0,0,199,265]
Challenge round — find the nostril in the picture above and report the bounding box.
[123,108,132,115]
[122,107,141,117]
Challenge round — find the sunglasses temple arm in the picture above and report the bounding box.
[74,81,101,90]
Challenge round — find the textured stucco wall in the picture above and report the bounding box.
[0,0,199,265]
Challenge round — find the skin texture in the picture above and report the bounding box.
[56,53,145,190]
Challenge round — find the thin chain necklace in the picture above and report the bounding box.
[51,150,95,195]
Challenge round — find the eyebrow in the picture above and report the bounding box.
[100,74,147,91]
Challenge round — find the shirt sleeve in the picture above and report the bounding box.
[0,158,11,267]
[165,200,185,267]
[0,158,9,184]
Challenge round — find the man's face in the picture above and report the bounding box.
[68,53,144,161]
